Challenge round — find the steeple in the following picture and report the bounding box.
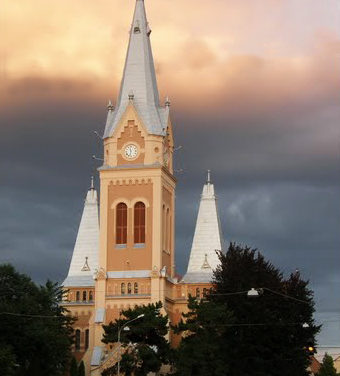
[104,0,168,138]
[182,171,225,283]
[63,178,99,287]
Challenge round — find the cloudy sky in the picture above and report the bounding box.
[1,0,340,347]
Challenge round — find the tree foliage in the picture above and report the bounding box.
[174,243,320,376]
[70,357,78,376]
[102,301,172,376]
[77,360,86,376]
[0,264,75,376]
[317,353,339,376]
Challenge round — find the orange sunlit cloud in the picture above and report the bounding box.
[2,0,340,117]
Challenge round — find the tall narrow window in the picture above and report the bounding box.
[134,202,145,243]
[82,291,87,301]
[116,203,127,244]
[196,288,200,298]
[134,282,138,294]
[128,283,132,294]
[75,329,81,351]
[89,290,93,301]
[166,208,170,251]
[162,205,165,250]
[76,291,80,301]
[203,288,207,298]
[85,329,89,350]
[121,283,126,295]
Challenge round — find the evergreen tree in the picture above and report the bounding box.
[102,302,172,376]
[77,360,85,376]
[318,353,338,376]
[0,264,75,376]
[174,243,320,376]
[69,357,78,376]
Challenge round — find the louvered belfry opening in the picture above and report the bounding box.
[116,203,127,244]
[134,202,146,243]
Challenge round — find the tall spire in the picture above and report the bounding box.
[182,172,225,283]
[104,0,168,138]
[63,177,99,287]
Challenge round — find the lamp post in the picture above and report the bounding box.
[117,313,144,376]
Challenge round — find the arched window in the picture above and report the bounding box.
[163,204,166,249]
[134,202,145,244]
[196,288,200,298]
[82,291,87,301]
[76,291,80,301]
[116,203,127,244]
[128,283,132,294]
[166,208,170,251]
[75,329,81,351]
[134,282,138,294]
[121,283,126,295]
[85,329,89,350]
[203,288,207,298]
[89,290,93,301]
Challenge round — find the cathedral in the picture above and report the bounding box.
[62,1,224,374]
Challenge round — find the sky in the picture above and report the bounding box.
[1,0,340,348]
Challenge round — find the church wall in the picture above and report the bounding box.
[117,120,145,166]
[106,179,153,271]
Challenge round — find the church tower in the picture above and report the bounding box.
[91,0,176,368]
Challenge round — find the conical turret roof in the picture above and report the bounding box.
[63,178,99,287]
[182,172,225,283]
[104,0,168,138]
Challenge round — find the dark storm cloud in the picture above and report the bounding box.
[0,69,339,346]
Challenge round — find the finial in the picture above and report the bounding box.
[207,170,211,184]
[128,90,134,101]
[81,257,91,272]
[165,96,171,107]
[107,100,114,112]
[201,254,211,269]
[90,176,94,190]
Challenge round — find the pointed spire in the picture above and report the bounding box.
[104,0,167,138]
[63,181,99,287]
[182,173,225,283]
[118,0,159,107]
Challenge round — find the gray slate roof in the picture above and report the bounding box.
[104,0,169,138]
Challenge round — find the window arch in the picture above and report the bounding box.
[75,329,81,351]
[116,203,127,244]
[82,291,87,301]
[76,291,80,301]
[85,329,89,349]
[127,283,132,294]
[134,282,138,294]
[134,202,145,244]
[89,290,93,301]
[121,283,126,295]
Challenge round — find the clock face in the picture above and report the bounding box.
[124,144,138,159]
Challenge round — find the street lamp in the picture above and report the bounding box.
[117,314,144,376]
[247,288,260,298]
